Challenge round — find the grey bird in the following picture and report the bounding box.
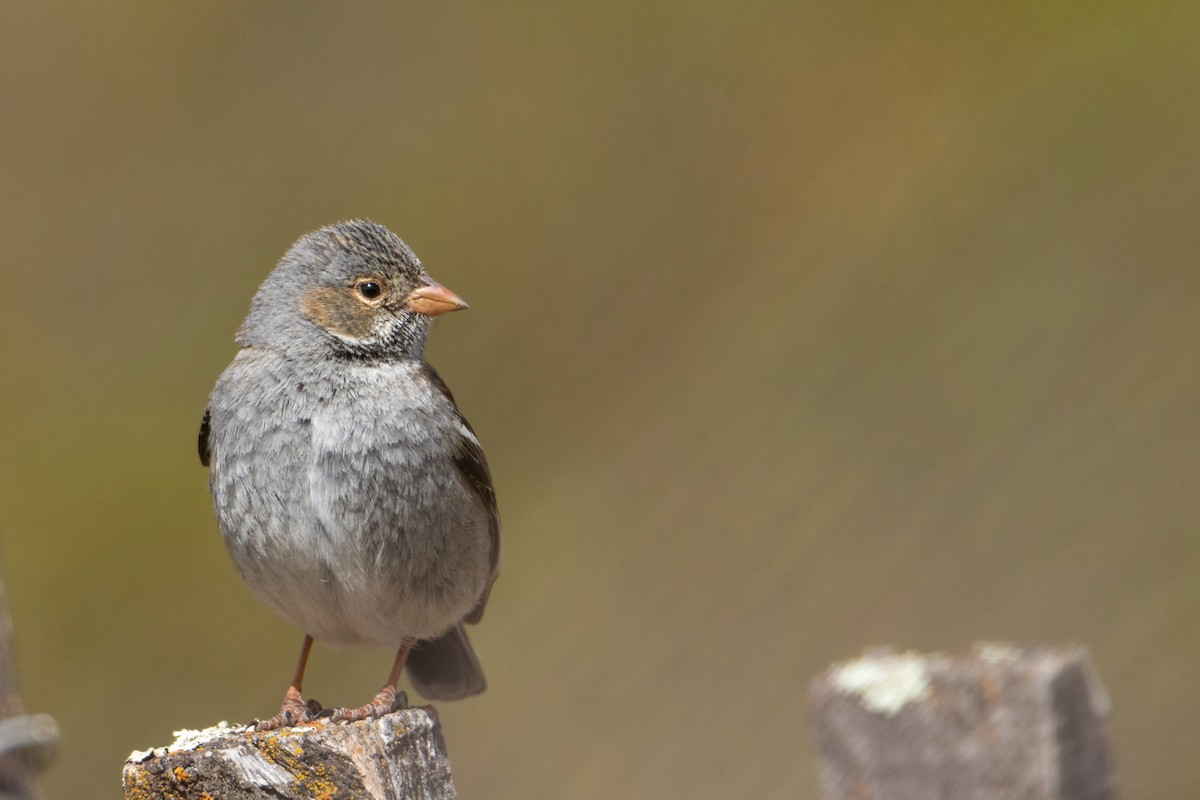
[199,220,499,730]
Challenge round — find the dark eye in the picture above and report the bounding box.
[357,280,382,300]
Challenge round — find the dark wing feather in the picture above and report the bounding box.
[198,409,212,467]
[422,364,500,625]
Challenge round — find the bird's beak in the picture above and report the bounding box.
[405,280,470,317]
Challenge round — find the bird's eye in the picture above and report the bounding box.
[356,280,383,300]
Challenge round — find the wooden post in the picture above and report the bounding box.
[123,708,456,800]
[0,561,57,800]
[810,644,1115,800]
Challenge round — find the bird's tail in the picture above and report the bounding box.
[406,623,487,700]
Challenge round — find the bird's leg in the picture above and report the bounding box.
[329,640,413,723]
[255,635,316,731]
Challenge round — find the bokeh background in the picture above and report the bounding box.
[1,2,1198,798]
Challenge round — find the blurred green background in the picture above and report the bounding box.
[1,2,1198,798]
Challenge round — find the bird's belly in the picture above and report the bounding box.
[213,446,490,647]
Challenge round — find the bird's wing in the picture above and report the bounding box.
[199,408,213,467]
[422,364,500,625]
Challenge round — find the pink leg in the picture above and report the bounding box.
[330,640,413,723]
[256,635,316,731]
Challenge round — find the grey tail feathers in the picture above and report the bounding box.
[407,624,487,700]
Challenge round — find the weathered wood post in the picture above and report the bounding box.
[811,644,1115,800]
[0,560,58,800]
[124,708,456,800]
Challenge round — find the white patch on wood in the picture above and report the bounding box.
[832,652,933,716]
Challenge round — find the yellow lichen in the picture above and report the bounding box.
[123,766,152,800]
[243,727,349,798]
[296,761,339,798]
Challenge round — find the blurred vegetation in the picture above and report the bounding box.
[0,2,1198,798]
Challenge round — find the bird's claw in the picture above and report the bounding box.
[327,687,408,723]
[254,688,318,731]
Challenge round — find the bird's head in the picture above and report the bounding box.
[237,220,467,361]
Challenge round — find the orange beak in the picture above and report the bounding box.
[405,280,469,317]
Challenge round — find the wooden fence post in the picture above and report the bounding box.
[124,708,456,800]
[0,560,57,800]
[810,644,1115,800]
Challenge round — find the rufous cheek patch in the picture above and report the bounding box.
[300,287,378,339]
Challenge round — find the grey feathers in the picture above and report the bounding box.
[202,222,497,700]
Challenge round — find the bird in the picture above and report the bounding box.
[199,220,499,730]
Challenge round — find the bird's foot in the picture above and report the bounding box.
[326,687,408,723]
[254,687,320,731]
